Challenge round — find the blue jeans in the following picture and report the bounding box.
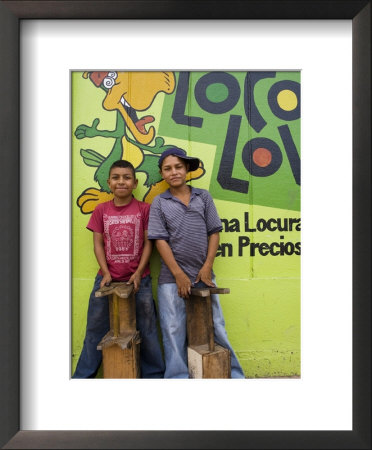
[157,281,245,378]
[73,274,165,378]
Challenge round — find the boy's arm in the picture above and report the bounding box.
[194,232,219,287]
[127,231,152,293]
[156,239,192,299]
[93,231,112,288]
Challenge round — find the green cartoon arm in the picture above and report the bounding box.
[75,118,123,140]
[125,135,174,155]
[136,155,163,187]
[80,148,105,167]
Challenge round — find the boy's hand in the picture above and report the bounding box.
[127,271,141,293]
[175,272,192,299]
[100,273,112,288]
[195,266,216,288]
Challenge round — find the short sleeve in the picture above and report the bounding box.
[139,201,150,231]
[148,196,169,240]
[202,191,223,235]
[86,203,104,233]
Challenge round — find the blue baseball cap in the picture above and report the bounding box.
[158,147,200,172]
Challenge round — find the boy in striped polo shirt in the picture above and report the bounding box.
[148,147,245,378]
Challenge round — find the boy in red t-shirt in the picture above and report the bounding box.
[73,160,165,378]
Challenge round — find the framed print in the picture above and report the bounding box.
[0,1,370,449]
[70,67,301,382]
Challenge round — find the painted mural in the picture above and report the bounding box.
[72,71,301,378]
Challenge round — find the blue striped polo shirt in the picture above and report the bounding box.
[148,187,223,284]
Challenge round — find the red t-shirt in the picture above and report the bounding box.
[87,198,150,281]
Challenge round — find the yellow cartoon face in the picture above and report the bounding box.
[84,71,175,145]
[76,71,205,215]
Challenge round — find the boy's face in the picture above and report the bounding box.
[160,155,188,188]
[107,167,138,201]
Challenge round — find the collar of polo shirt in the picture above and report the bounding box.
[160,187,203,198]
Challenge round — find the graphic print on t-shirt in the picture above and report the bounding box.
[111,224,134,252]
[103,213,141,264]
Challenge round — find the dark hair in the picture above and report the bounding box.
[158,147,200,171]
[109,159,136,177]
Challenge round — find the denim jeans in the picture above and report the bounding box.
[72,274,165,378]
[157,280,245,378]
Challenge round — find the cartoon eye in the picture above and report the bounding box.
[107,72,118,80]
[103,76,115,88]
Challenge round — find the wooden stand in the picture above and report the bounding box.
[96,283,140,378]
[186,287,231,378]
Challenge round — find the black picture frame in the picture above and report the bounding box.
[0,1,370,449]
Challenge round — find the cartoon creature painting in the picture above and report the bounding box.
[75,71,205,213]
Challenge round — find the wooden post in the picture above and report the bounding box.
[186,287,231,378]
[112,295,120,337]
[205,295,215,352]
[95,283,141,378]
